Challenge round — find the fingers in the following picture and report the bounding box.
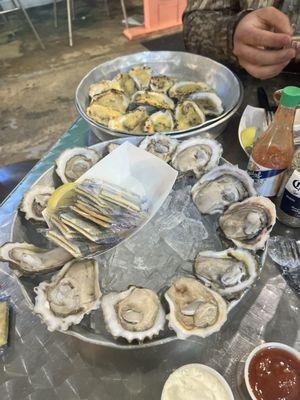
[234,44,296,66]
[257,6,293,35]
[242,27,291,49]
[239,60,290,80]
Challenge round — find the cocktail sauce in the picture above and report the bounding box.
[248,347,300,400]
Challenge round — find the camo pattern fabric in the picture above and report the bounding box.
[183,0,300,65]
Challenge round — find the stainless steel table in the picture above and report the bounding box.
[0,72,299,400]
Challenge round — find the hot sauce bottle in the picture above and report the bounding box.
[247,86,300,197]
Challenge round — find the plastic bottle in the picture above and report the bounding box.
[247,86,300,197]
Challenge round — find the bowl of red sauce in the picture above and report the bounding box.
[244,342,300,400]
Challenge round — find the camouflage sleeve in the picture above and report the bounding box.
[183,1,276,65]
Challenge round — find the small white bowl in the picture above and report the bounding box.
[161,363,234,400]
[244,342,300,400]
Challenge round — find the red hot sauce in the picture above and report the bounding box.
[248,347,300,400]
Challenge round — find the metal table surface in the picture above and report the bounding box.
[0,71,299,400]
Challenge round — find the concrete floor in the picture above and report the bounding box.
[0,0,147,166]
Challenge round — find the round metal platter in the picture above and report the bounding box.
[75,51,243,139]
[11,137,260,349]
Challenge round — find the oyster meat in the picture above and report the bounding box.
[0,242,72,275]
[219,196,276,250]
[86,104,122,126]
[114,72,137,97]
[194,248,258,299]
[174,101,206,130]
[56,147,100,183]
[102,286,165,342]
[150,75,175,94]
[169,81,211,100]
[91,89,129,114]
[144,110,174,133]
[189,92,223,116]
[89,79,121,98]
[128,66,152,90]
[20,185,54,221]
[171,138,223,178]
[165,277,227,339]
[108,107,148,133]
[106,142,120,153]
[34,259,101,331]
[191,165,257,215]
[139,134,178,163]
[132,91,175,111]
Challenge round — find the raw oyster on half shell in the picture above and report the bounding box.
[165,277,227,339]
[144,110,174,133]
[191,165,256,215]
[139,134,178,162]
[171,138,223,178]
[219,196,276,251]
[189,92,223,116]
[132,91,175,111]
[149,75,175,94]
[34,258,101,331]
[102,286,165,342]
[107,142,120,153]
[169,81,211,100]
[108,107,148,133]
[174,101,206,130]
[194,248,258,299]
[128,66,152,90]
[56,147,100,183]
[20,185,54,221]
[0,242,72,275]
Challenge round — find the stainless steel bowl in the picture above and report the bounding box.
[75,51,243,141]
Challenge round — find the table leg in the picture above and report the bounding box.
[120,0,129,29]
[66,0,73,46]
[53,0,58,28]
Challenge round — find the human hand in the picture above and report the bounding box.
[233,7,296,79]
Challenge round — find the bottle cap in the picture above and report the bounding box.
[280,86,300,108]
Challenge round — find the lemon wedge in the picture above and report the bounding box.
[240,127,257,149]
[47,182,77,212]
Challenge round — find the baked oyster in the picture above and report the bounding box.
[219,196,276,251]
[34,259,101,331]
[20,185,54,222]
[86,104,122,126]
[102,286,165,342]
[139,134,178,162]
[171,138,223,178]
[191,165,257,215]
[149,75,175,94]
[189,92,224,116]
[91,89,130,114]
[144,110,174,133]
[132,91,175,111]
[165,277,227,339]
[56,147,100,183]
[114,72,137,97]
[0,242,72,275]
[89,79,121,98]
[128,66,152,90]
[169,81,211,100]
[108,107,148,133]
[194,248,258,300]
[175,101,206,130]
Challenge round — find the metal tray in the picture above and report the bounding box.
[10,137,260,349]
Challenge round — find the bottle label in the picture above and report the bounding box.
[280,170,300,218]
[247,157,285,197]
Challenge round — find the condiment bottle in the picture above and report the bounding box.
[247,86,300,197]
[276,147,300,227]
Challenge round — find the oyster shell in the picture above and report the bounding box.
[107,142,120,153]
[165,277,227,339]
[219,196,276,250]
[149,75,175,94]
[91,89,130,114]
[0,242,72,275]
[114,72,137,97]
[20,185,54,221]
[139,134,178,162]
[191,165,257,215]
[171,138,223,178]
[189,92,223,116]
[34,258,101,331]
[169,81,211,100]
[194,248,258,299]
[86,104,122,126]
[132,91,175,111]
[56,147,100,183]
[144,110,174,133]
[128,66,152,90]
[101,286,165,342]
[89,79,121,98]
[174,101,206,130]
[108,107,148,133]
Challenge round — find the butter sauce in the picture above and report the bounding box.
[248,347,300,400]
